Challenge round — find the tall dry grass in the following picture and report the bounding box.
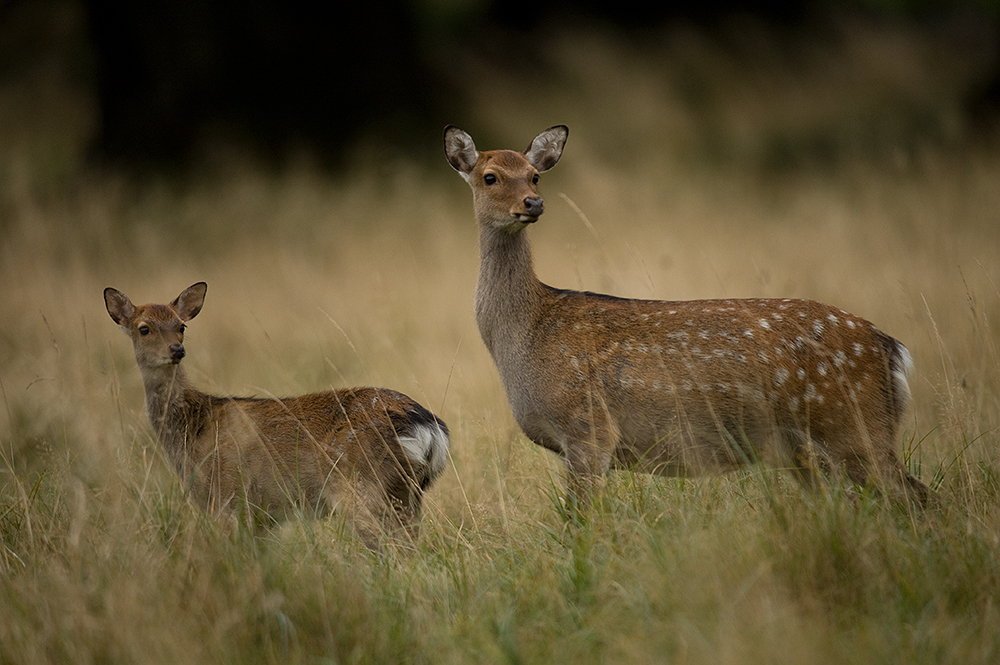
[2,14,1000,664]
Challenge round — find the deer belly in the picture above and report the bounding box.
[610,383,783,475]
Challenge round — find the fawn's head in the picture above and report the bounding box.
[444,125,568,231]
[104,282,207,371]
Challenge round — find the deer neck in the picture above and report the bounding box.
[475,223,545,362]
[140,364,208,462]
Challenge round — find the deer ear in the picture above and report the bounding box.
[171,282,207,322]
[443,126,479,181]
[524,125,568,173]
[104,288,135,327]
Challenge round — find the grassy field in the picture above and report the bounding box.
[3,14,1000,665]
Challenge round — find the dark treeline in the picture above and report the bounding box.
[73,0,1000,169]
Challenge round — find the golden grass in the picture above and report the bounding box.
[3,16,1000,664]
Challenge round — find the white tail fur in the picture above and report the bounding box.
[398,422,450,486]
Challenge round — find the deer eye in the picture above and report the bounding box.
[532,174,539,185]
[179,324,186,334]
[139,325,150,336]
[484,173,497,185]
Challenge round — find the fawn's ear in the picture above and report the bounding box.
[443,125,479,181]
[171,282,207,322]
[523,125,568,173]
[104,287,135,327]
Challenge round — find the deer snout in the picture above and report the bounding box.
[169,343,185,363]
[522,196,544,220]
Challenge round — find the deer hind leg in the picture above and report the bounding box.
[342,495,393,551]
[786,429,841,493]
[863,415,932,506]
[860,436,933,508]
[350,476,426,549]
[384,483,422,543]
[796,422,931,507]
[317,477,386,550]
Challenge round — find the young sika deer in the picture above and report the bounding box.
[105,282,449,547]
[444,125,929,511]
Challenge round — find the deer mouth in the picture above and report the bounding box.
[514,214,539,224]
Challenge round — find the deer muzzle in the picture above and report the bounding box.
[169,344,185,363]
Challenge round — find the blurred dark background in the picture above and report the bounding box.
[1,0,998,174]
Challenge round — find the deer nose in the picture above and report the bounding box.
[523,196,544,217]
[169,344,185,362]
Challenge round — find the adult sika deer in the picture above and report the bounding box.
[105,282,449,547]
[444,125,928,512]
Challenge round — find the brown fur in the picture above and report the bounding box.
[445,125,929,511]
[105,282,450,547]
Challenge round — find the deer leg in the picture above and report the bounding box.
[562,430,615,520]
[786,430,841,494]
[387,490,421,544]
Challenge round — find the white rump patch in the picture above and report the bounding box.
[892,342,914,406]
[398,423,450,480]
